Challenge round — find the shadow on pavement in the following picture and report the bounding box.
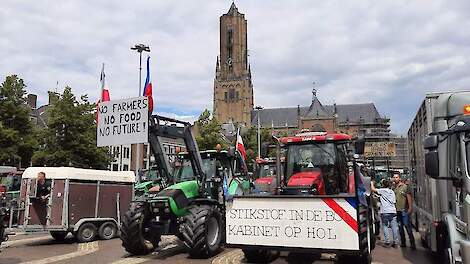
[401,247,437,264]
[0,257,22,264]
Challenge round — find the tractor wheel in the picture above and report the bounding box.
[0,215,5,246]
[120,202,161,255]
[180,205,223,258]
[99,221,117,240]
[50,231,68,241]
[243,249,279,263]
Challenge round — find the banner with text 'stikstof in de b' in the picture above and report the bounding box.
[97,97,149,147]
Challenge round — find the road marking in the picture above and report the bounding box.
[111,236,181,264]
[20,241,99,264]
[1,235,51,248]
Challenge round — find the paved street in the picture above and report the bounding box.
[0,232,436,264]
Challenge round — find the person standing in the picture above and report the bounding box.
[371,179,399,247]
[36,172,51,201]
[392,173,416,249]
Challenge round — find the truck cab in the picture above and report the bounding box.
[419,92,470,263]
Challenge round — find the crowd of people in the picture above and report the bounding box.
[370,172,416,249]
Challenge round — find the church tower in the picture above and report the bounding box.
[213,3,253,127]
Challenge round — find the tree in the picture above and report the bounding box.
[194,109,228,151]
[241,127,275,167]
[32,87,110,169]
[0,75,37,167]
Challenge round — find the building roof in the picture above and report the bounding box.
[303,89,331,118]
[226,2,242,16]
[251,103,385,128]
[22,167,135,183]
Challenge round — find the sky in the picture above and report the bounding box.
[1,1,470,134]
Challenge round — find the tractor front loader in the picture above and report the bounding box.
[120,115,225,258]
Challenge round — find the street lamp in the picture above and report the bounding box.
[131,43,150,173]
[255,106,263,158]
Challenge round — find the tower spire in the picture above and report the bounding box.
[312,81,316,102]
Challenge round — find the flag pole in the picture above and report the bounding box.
[234,128,239,173]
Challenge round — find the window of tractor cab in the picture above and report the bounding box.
[257,163,277,178]
[285,142,349,194]
[173,157,218,183]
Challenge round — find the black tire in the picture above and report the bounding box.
[120,202,161,255]
[99,221,117,240]
[287,252,319,264]
[76,223,97,243]
[50,231,68,241]
[243,249,279,263]
[437,226,451,264]
[337,253,371,264]
[180,205,223,258]
[0,214,5,246]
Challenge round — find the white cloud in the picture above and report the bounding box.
[1,0,470,134]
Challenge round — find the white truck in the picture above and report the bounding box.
[408,91,470,263]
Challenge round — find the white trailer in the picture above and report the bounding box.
[408,91,470,263]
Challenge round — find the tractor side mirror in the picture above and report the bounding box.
[355,138,365,155]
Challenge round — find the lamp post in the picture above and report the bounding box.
[255,106,263,158]
[131,43,150,173]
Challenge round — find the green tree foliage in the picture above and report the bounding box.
[0,75,37,167]
[32,87,110,169]
[195,109,228,151]
[241,127,275,167]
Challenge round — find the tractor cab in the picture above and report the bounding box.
[253,157,281,194]
[173,150,233,183]
[280,132,352,195]
[173,150,250,196]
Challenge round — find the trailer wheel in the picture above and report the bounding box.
[50,231,68,241]
[120,202,160,255]
[99,222,117,240]
[181,205,222,258]
[242,249,279,263]
[76,223,97,243]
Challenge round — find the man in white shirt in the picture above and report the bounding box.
[371,179,399,247]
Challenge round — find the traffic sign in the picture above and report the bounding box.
[97,97,149,147]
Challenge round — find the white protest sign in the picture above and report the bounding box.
[225,197,360,250]
[97,97,149,147]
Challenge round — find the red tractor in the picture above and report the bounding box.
[225,131,374,264]
[253,157,281,194]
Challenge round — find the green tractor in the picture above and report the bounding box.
[120,115,249,257]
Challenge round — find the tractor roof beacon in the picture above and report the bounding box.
[225,131,375,264]
[120,115,228,258]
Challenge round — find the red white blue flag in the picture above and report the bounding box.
[143,56,153,113]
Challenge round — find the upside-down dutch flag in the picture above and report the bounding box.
[96,63,110,124]
[143,56,153,113]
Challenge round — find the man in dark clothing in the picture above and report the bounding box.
[36,172,51,201]
[392,173,416,249]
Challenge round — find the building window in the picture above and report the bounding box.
[123,164,129,171]
[236,91,239,100]
[124,147,130,159]
[224,92,228,100]
[112,164,118,171]
[229,89,235,100]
